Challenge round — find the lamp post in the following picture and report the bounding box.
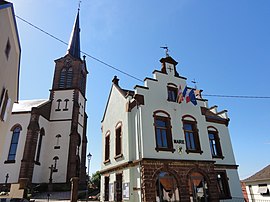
[87,152,92,201]
[87,153,92,179]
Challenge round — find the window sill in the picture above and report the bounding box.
[155,147,175,153]
[4,160,15,164]
[167,99,177,102]
[186,149,203,154]
[103,159,111,164]
[114,154,123,160]
[219,195,232,200]
[212,155,224,160]
[34,161,41,165]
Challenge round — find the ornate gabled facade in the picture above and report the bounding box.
[0,11,88,193]
[100,55,243,201]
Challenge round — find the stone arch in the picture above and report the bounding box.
[187,167,212,201]
[152,166,181,202]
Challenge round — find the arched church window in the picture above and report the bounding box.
[55,99,62,111]
[156,172,180,201]
[53,156,59,172]
[59,68,66,88]
[54,134,61,149]
[35,128,45,164]
[63,99,69,111]
[66,67,73,88]
[6,125,22,162]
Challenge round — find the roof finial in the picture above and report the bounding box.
[191,79,198,89]
[160,45,169,57]
[78,0,82,11]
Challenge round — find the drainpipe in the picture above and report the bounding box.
[136,101,143,202]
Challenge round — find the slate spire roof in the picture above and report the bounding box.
[66,11,80,59]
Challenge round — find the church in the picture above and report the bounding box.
[0,10,88,193]
[100,54,243,201]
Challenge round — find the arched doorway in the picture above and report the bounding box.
[156,171,180,202]
[189,172,209,202]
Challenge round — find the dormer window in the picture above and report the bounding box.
[167,83,178,102]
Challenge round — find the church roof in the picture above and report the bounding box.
[12,99,49,112]
[66,11,81,59]
[244,164,270,182]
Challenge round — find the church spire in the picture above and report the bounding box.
[67,11,81,59]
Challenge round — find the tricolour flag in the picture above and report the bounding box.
[189,89,197,106]
[182,86,190,103]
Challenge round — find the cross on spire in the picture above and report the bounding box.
[78,0,82,11]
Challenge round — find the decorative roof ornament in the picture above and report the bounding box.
[66,9,81,59]
[160,46,169,57]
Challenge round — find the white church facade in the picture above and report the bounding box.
[100,55,243,201]
[0,11,88,193]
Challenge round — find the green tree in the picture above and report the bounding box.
[90,171,101,190]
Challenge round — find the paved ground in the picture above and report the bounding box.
[31,191,99,202]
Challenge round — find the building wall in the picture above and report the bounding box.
[0,3,20,162]
[101,86,130,170]
[32,116,71,183]
[246,181,270,201]
[100,58,243,201]
[50,90,74,121]
[0,113,30,183]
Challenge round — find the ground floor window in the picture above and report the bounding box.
[217,171,231,199]
[189,172,209,202]
[156,172,180,202]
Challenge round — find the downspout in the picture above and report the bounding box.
[136,101,143,202]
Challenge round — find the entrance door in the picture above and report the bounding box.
[115,173,122,202]
[189,172,209,202]
[156,172,180,202]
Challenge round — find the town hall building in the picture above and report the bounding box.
[100,54,243,201]
[0,10,88,194]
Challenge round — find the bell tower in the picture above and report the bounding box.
[49,10,88,185]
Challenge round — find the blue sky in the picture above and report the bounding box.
[11,0,270,179]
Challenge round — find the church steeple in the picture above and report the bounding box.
[51,10,87,96]
[67,11,81,59]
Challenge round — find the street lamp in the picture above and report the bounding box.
[86,152,92,201]
[87,152,92,179]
